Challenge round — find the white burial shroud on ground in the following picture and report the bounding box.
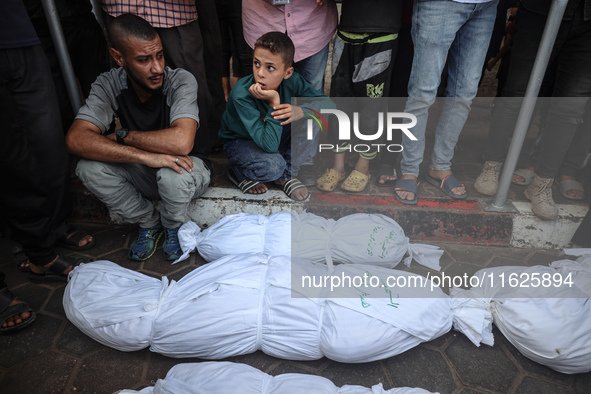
[115,361,439,394]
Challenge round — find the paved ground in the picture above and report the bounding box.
[2,29,590,394]
[1,223,590,394]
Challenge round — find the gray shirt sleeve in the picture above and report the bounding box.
[75,69,123,134]
[165,68,200,128]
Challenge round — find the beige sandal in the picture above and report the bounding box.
[341,170,371,193]
[316,169,346,191]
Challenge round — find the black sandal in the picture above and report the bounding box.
[0,287,36,335]
[27,255,84,284]
[14,252,29,273]
[281,178,310,201]
[374,163,398,187]
[56,226,96,251]
[227,170,267,194]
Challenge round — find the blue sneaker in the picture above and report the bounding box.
[129,224,163,261]
[163,226,182,261]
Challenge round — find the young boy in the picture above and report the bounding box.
[219,31,333,201]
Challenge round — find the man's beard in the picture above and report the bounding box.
[127,68,163,96]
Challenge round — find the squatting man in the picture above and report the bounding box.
[66,14,211,261]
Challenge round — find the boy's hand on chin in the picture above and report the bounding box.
[249,83,280,107]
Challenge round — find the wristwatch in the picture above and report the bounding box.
[116,128,129,144]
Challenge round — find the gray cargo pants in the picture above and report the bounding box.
[76,157,210,229]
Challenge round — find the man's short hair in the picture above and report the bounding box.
[254,32,295,68]
[109,13,159,52]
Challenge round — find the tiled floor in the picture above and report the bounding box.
[1,224,589,394]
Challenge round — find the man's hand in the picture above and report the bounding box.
[143,154,194,174]
[271,104,304,125]
[249,83,280,107]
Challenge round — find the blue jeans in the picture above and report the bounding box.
[400,0,498,177]
[294,43,330,95]
[292,44,329,167]
[224,125,292,183]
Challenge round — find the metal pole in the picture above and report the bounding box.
[491,0,568,209]
[40,0,83,113]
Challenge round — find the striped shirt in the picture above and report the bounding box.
[100,0,197,28]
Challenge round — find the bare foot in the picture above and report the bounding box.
[64,231,94,248]
[246,183,268,194]
[275,180,309,201]
[513,166,534,184]
[395,174,417,201]
[559,175,584,199]
[1,299,32,329]
[17,260,30,270]
[428,169,466,196]
[378,174,397,184]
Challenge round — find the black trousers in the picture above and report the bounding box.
[0,45,61,265]
[216,0,253,78]
[485,4,591,179]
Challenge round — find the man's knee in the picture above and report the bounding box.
[75,160,115,190]
[156,157,211,198]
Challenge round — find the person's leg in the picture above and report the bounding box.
[397,1,472,200]
[290,44,330,181]
[8,45,71,243]
[76,159,171,260]
[428,0,498,197]
[293,43,330,94]
[557,101,591,199]
[475,7,563,196]
[526,11,591,219]
[224,138,287,187]
[156,157,211,229]
[0,65,77,279]
[75,160,161,228]
[275,126,309,201]
[0,272,34,333]
[67,12,109,100]
[228,0,253,78]
[0,72,57,267]
[156,157,211,259]
[216,0,232,101]
[484,7,562,163]
[315,34,352,190]
[195,0,227,151]
[156,22,214,156]
[534,42,591,179]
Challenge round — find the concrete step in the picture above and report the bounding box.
[71,178,588,249]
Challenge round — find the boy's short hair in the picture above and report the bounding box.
[254,32,295,68]
[109,13,159,52]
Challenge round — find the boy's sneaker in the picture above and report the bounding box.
[129,224,163,261]
[163,226,182,261]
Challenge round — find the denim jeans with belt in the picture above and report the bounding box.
[401,0,498,177]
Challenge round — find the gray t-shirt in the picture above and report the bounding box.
[76,66,199,136]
